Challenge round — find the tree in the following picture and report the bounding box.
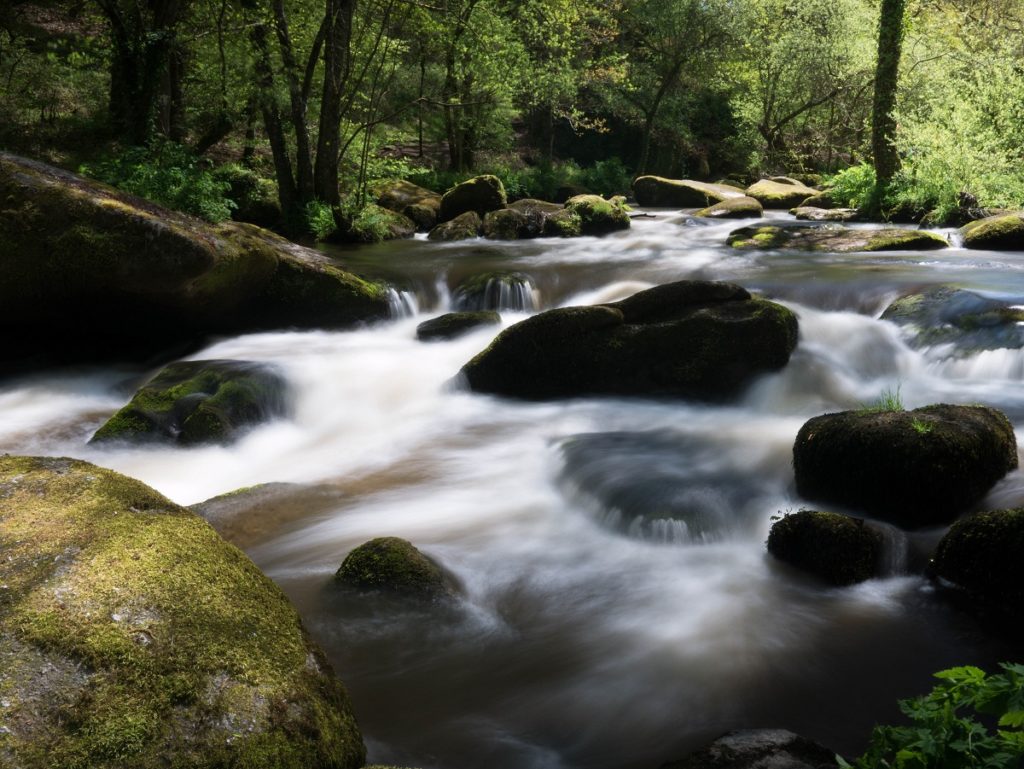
[869,0,906,209]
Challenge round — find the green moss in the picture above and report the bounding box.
[960,212,1024,250]
[695,196,763,218]
[428,211,482,241]
[744,178,818,209]
[0,455,365,769]
[542,209,582,237]
[563,194,630,235]
[438,174,506,222]
[335,537,454,599]
[767,510,883,586]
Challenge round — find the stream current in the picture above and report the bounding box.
[2,210,1023,768]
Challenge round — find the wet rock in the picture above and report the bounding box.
[695,196,763,219]
[403,198,441,231]
[335,537,457,599]
[481,198,565,239]
[932,508,1024,630]
[542,208,583,237]
[745,178,819,209]
[768,510,883,585]
[452,272,536,312]
[0,153,390,369]
[792,206,860,222]
[334,203,416,243]
[563,194,631,235]
[377,179,440,214]
[90,360,288,446]
[438,174,507,222]
[554,183,590,203]
[508,198,563,217]
[632,176,745,207]
[793,404,1018,528]
[0,455,365,769]
[800,190,835,209]
[661,729,838,769]
[428,210,482,241]
[881,285,1024,352]
[727,224,948,252]
[416,311,501,341]
[960,211,1024,250]
[460,280,799,401]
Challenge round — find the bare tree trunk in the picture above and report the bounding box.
[314,0,355,205]
[870,0,906,213]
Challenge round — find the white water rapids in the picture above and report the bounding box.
[2,210,1023,768]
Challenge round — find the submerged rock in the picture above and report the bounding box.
[563,194,631,235]
[745,178,819,209]
[727,224,948,252]
[438,174,506,222]
[452,272,536,312]
[632,176,745,207]
[793,404,1018,528]
[428,210,482,241]
[0,455,365,769]
[932,508,1024,630]
[695,196,763,219]
[90,360,288,446]
[0,153,390,369]
[416,311,501,341]
[960,211,1024,250]
[335,537,457,599]
[460,280,798,401]
[768,510,883,585]
[881,285,1024,352]
[661,729,838,769]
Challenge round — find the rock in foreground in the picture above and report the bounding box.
[460,280,798,400]
[661,729,838,769]
[727,224,948,252]
[960,212,1024,250]
[768,510,883,585]
[0,455,364,769]
[335,537,457,599]
[793,405,1017,528]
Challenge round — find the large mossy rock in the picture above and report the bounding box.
[563,194,631,234]
[0,456,365,769]
[481,198,562,240]
[695,196,763,219]
[460,280,799,401]
[416,311,501,341]
[438,174,506,223]
[632,176,745,207]
[661,729,838,769]
[932,508,1024,628]
[744,178,818,209]
[376,180,441,232]
[0,153,390,367]
[881,285,1024,352]
[793,405,1018,528]
[427,210,481,241]
[767,510,883,585]
[960,212,1024,250]
[335,537,456,600]
[727,224,948,252]
[90,360,288,446]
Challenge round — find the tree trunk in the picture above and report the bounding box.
[870,0,906,211]
[313,0,355,206]
[271,0,314,201]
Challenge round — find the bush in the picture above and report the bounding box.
[826,163,877,210]
[840,664,1024,769]
[298,200,337,241]
[80,142,235,222]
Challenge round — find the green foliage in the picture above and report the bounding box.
[336,201,394,243]
[826,163,877,209]
[860,384,904,413]
[910,418,933,435]
[839,664,1024,769]
[80,142,235,222]
[298,200,337,241]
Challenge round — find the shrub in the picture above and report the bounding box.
[298,200,337,241]
[826,163,877,210]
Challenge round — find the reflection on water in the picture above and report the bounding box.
[1,209,1022,768]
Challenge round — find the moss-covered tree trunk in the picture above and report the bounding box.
[313,0,355,206]
[869,0,906,214]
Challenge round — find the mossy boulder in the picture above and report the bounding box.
[403,199,441,231]
[460,280,799,401]
[0,455,365,769]
[662,730,838,769]
[695,196,763,219]
[792,206,860,222]
[881,285,1024,352]
[727,224,948,252]
[376,180,441,232]
[632,176,745,207]
[438,174,506,223]
[451,272,536,312]
[0,153,390,368]
[90,360,288,446]
[744,178,818,209]
[563,194,631,235]
[335,203,416,243]
[793,405,1018,528]
[767,510,883,586]
[213,165,282,229]
[542,208,583,237]
[482,208,531,240]
[800,190,835,209]
[960,212,1024,250]
[416,311,501,341]
[335,537,456,599]
[427,210,481,241]
[931,508,1024,628]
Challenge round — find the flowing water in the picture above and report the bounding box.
[2,210,1023,768]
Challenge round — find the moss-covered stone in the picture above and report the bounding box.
[438,175,506,222]
[727,224,948,252]
[460,280,799,401]
[376,180,440,214]
[931,508,1024,629]
[695,196,763,219]
[90,360,288,446]
[960,211,1024,250]
[451,272,535,312]
[0,456,365,769]
[800,190,835,209]
[402,198,440,231]
[767,510,883,585]
[563,194,631,234]
[792,206,859,222]
[335,537,456,599]
[631,176,745,207]
[881,285,1024,352]
[0,153,390,368]
[416,311,501,341]
[541,208,583,237]
[662,730,838,769]
[427,210,481,241]
[482,208,531,240]
[744,178,818,209]
[793,404,1018,528]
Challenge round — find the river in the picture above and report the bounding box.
[1,210,1021,768]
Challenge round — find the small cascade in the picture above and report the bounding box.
[451,272,538,312]
[872,522,910,577]
[386,287,419,318]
